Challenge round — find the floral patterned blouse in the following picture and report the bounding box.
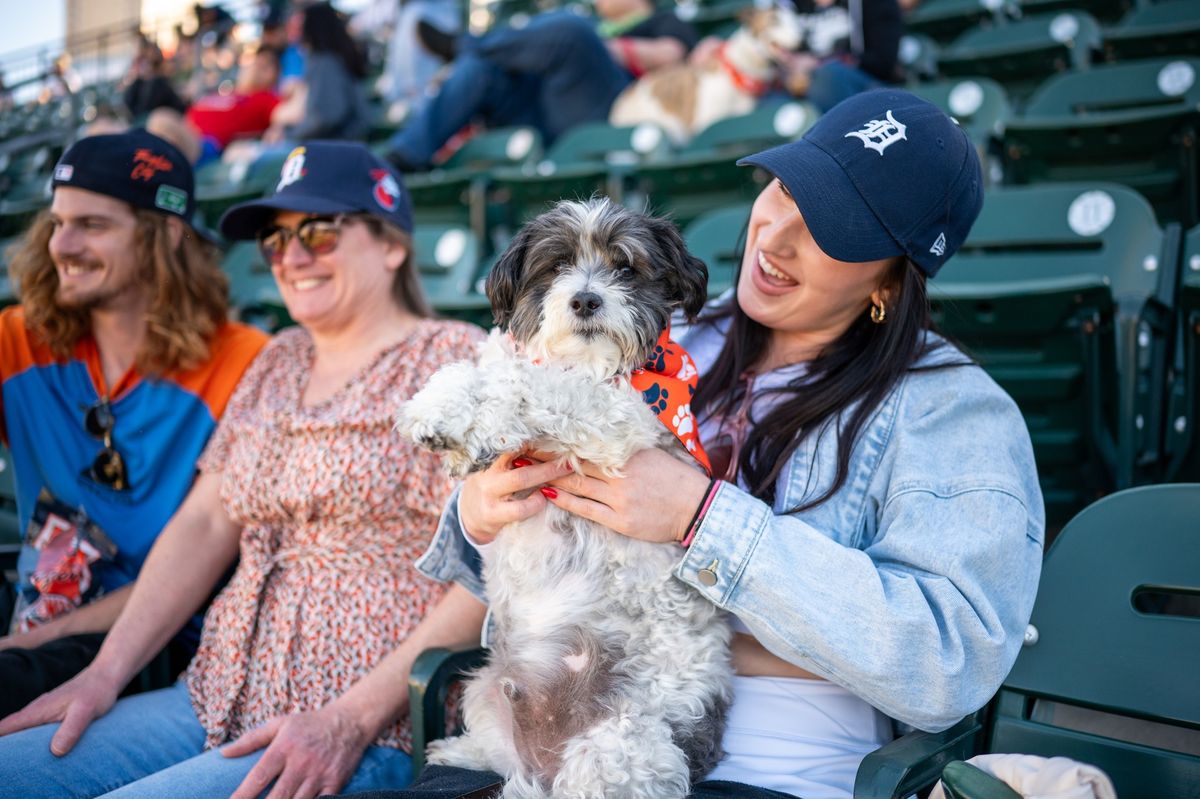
[185,320,483,750]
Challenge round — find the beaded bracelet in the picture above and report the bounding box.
[677,478,721,548]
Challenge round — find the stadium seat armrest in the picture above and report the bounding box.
[853,713,984,799]
[408,646,489,777]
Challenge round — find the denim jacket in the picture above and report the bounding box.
[416,315,1045,733]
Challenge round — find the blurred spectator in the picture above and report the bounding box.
[184,45,282,161]
[350,0,461,120]
[263,2,371,143]
[194,3,238,49]
[386,0,698,171]
[779,0,904,111]
[123,41,188,119]
[0,72,12,114]
[39,54,82,103]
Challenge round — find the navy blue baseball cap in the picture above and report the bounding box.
[219,141,413,240]
[738,89,983,277]
[52,129,196,220]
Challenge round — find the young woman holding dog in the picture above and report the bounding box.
[397,89,1044,799]
[0,142,487,799]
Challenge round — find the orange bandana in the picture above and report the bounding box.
[630,328,712,475]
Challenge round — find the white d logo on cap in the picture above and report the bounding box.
[845,110,908,155]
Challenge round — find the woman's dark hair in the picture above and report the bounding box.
[301,2,367,78]
[692,238,968,512]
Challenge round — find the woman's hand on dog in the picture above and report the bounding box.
[459,452,573,544]
[544,449,711,544]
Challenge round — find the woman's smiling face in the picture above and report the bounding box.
[736,179,895,364]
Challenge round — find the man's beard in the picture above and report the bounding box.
[54,261,141,311]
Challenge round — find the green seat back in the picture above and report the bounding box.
[898,33,942,82]
[636,102,817,227]
[683,204,750,298]
[675,0,756,38]
[1004,58,1200,224]
[991,484,1200,796]
[489,122,671,233]
[939,12,1101,100]
[221,241,292,333]
[414,224,489,326]
[0,443,22,573]
[905,0,1014,45]
[930,182,1171,526]
[1015,0,1132,23]
[1164,225,1200,483]
[908,77,1011,153]
[409,127,542,240]
[1103,1,1200,62]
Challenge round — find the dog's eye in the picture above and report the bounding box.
[616,266,634,279]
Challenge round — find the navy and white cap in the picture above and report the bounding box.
[219,141,413,240]
[52,129,196,220]
[738,89,983,277]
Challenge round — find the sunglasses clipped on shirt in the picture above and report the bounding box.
[82,398,130,491]
[256,214,361,265]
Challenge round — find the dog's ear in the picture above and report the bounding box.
[650,216,709,321]
[485,226,532,330]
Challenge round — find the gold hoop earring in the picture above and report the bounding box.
[870,299,887,324]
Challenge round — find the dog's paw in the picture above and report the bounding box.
[426,735,496,771]
[397,363,481,455]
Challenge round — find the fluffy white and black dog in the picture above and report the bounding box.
[399,199,733,799]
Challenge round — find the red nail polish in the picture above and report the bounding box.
[540,486,558,499]
[512,458,533,468]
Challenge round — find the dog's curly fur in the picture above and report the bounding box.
[399,199,733,799]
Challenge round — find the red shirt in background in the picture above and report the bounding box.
[186,90,280,150]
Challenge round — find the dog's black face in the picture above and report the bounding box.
[486,199,709,376]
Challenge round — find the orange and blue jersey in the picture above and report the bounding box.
[0,306,267,636]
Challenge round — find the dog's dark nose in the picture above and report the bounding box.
[570,291,603,318]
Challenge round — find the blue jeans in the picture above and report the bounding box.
[387,11,630,167]
[805,61,886,113]
[0,681,413,798]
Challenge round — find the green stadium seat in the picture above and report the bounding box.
[908,78,1011,183]
[487,121,671,243]
[221,241,292,333]
[633,101,817,227]
[1003,58,1200,225]
[0,236,24,308]
[406,126,543,246]
[682,203,750,298]
[857,483,1200,799]
[1015,0,1133,23]
[938,11,1102,100]
[898,33,941,83]
[1164,225,1200,483]
[904,0,1016,45]
[414,224,490,327]
[929,182,1177,527]
[194,152,289,230]
[1103,0,1200,62]
[675,0,755,38]
[0,444,21,575]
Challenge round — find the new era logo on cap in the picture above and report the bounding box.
[930,232,947,257]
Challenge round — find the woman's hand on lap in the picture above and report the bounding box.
[224,704,370,799]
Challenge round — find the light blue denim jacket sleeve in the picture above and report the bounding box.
[415,319,1045,734]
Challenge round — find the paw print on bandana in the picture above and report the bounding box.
[643,345,667,373]
[677,353,698,382]
[641,382,669,413]
[672,403,695,437]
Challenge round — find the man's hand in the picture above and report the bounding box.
[224,705,373,799]
[0,665,122,755]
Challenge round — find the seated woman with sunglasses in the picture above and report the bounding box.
[383,91,1045,799]
[0,142,487,799]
